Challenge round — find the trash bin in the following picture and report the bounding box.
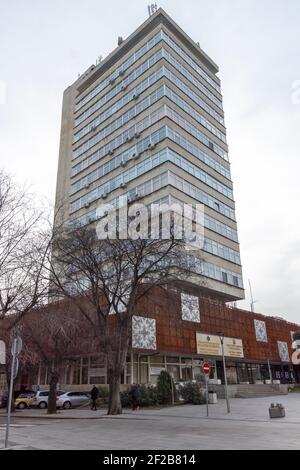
[269,403,285,419]
[208,392,217,404]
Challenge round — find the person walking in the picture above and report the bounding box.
[90,385,99,411]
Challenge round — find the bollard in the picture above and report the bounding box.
[269,403,286,419]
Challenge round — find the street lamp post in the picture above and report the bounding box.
[218,333,230,414]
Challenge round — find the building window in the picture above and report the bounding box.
[222,272,228,283]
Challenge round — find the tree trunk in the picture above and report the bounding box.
[107,370,122,415]
[106,318,130,415]
[47,370,59,415]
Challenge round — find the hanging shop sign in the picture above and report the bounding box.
[149,367,165,376]
[196,333,244,358]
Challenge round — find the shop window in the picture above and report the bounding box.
[167,365,180,382]
[140,363,149,383]
[149,355,165,364]
[181,366,193,381]
[166,356,180,363]
[72,359,81,385]
[82,367,88,385]
[181,357,192,364]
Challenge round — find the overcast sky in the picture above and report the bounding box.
[1,0,300,323]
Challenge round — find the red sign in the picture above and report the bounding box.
[203,363,210,375]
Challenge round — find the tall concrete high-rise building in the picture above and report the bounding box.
[55,8,244,302]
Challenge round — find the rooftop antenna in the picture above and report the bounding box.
[248,279,258,313]
[148,3,158,17]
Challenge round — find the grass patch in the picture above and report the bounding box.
[289,387,300,393]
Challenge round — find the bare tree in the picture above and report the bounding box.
[48,223,191,415]
[19,304,89,414]
[0,171,53,408]
[0,171,52,323]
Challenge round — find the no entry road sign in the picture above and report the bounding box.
[203,363,210,375]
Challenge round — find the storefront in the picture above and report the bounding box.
[25,352,298,391]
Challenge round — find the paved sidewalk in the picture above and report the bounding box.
[0,394,297,422]
[0,408,108,420]
[0,395,299,449]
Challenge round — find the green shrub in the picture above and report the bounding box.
[120,389,132,408]
[157,370,175,405]
[121,384,159,408]
[180,382,205,405]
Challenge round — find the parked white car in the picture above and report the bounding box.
[56,391,90,409]
[31,390,65,409]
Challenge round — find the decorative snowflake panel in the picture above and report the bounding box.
[254,319,268,342]
[132,316,157,350]
[278,341,290,362]
[181,293,200,323]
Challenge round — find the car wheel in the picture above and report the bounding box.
[63,401,72,409]
[38,401,47,409]
[17,402,27,410]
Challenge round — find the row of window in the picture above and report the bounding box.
[74,100,165,160]
[71,128,168,193]
[75,32,162,111]
[162,48,224,122]
[72,122,230,188]
[71,126,231,195]
[74,77,159,144]
[75,29,221,113]
[71,106,166,175]
[74,64,225,147]
[73,71,165,158]
[184,254,243,288]
[160,30,221,94]
[165,127,230,179]
[167,148,232,199]
[74,68,164,143]
[168,171,235,220]
[71,188,238,245]
[73,69,227,159]
[74,108,228,187]
[75,45,223,130]
[70,148,235,216]
[204,238,240,265]
[164,83,225,143]
[166,106,228,161]
[168,195,238,242]
[66,254,242,296]
[74,49,164,127]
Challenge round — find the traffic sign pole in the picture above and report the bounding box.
[5,340,17,448]
[5,336,22,449]
[202,363,210,418]
[206,375,209,417]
